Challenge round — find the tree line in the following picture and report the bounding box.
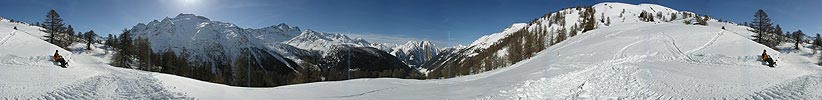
[38,10,98,50]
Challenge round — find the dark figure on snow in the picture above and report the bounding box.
[13,26,17,30]
[53,50,67,68]
[761,50,775,67]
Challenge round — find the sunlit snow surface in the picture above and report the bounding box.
[2,2,822,99]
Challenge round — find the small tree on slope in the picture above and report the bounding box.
[814,33,821,54]
[84,30,96,50]
[794,30,804,50]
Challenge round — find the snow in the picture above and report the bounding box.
[285,30,371,53]
[3,2,822,100]
[0,20,189,99]
[157,16,821,99]
[468,23,527,50]
[390,40,439,69]
[128,13,301,65]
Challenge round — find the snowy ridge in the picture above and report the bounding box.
[390,41,439,69]
[285,30,372,55]
[468,23,527,50]
[129,13,299,68]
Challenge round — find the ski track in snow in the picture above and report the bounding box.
[0,30,15,47]
[5,3,822,100]
[685,30,723,54]
[481,23,822,99]
[0,55,191,99]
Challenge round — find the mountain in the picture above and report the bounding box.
[4,2,822,99]
[285,30,421,80]
[128,14,309,86]
[285,29,371,54]
[390,41,439,71]
[145,2,822,99]
[422,2,708,78]
[129,14,300,65]
[127,14,421,86]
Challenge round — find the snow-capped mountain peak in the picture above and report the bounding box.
[391,40,439,68]
[128,13,300,69]
[286,30,371,52]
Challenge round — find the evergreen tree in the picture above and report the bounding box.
[113,29,134,67]
[793,30,804,50]
[751,9,774,48]
[104,34,116,54]
[606,17,611,26]
[134,37,153,70]
[555,28,567,44]
[66,25,75,43]
[43,9,67,47]
[814,34,821,54]
[774,25,784,43]
[507,30,523,63]
[581,7,596,32]
[669,13,678,21]
[84,30,96,50]
[656,12,664,21]
[695,15,708,26]
[570,24,578,37]
[774,25,783,37]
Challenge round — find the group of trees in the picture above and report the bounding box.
[749,9,789,49]
[814,34,822,66]
[39,10,97,50]
[580,7,597,33]
[638,11,655,22]
[429,6,598,78]
[745,9,822,65]
[107,29,172,72]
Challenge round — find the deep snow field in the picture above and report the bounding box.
[2,5,822,100]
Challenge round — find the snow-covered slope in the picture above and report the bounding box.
[4,2,822,100]
[154,20,822,100]
[154,2,822,99]
[468,23,527,50]
[0,19,189,99]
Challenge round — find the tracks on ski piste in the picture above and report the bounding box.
[0,30,16,47]
[39,66,191,99]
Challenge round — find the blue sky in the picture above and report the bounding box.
[1,0,820,46]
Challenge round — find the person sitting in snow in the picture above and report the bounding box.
[53,50,67,67]
[761,50,775,67]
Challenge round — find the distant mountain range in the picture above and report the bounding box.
[127,14,431,86]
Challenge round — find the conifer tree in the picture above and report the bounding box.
[751,9,774,48]
[793,30,804,50]
[814,34,821,54]
[113,29,134,67]
[695,15,708,26]
[669,13,677,21]
[66,25,75,43]
[581,7,596,32]
[43,9,67,47]
[84,30,96,50]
